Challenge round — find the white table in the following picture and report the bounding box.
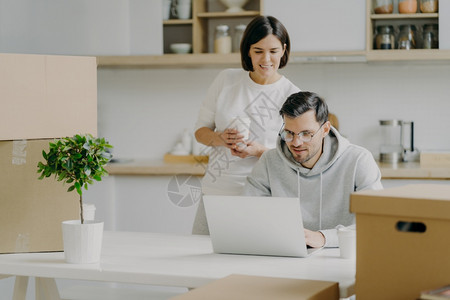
[0,231,355,299]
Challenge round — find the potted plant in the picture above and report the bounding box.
[37,134,112,263]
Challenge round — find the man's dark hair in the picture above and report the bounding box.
[240,15,290,71]
[279,91,329,124]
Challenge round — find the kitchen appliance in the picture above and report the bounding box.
[379,119,419,163]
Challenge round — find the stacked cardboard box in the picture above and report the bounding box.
[350,184,450,300]
[0,53,97,253]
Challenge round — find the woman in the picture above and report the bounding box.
[193,15,300,234]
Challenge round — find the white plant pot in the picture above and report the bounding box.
[62,220,104,264]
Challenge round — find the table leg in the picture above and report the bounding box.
[12,276,29,300]
[35,277,61,300]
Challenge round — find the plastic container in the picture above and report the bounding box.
[422,24,439,49]
[374,25,395,49]
[373,0,393,14]
[398,25,418,49]
[398,0,418,13]
[419,0,438,13]
[214,25,232,54]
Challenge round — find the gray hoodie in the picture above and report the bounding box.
[244,127,383,247]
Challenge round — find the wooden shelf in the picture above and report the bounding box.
[366,49,450,61]
[97,53,241,68]
[366,0,442,57]
[371,13,438,20]
[97,52,367,68]
[197,11,260,18]
[163,19,193,25]
[290,51,367,63]
[96,49,450,68]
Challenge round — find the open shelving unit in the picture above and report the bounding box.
[161,0,262,54]
[365,0,447,61]
[96,0,450,68]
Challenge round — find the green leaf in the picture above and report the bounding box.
[84,165,91,176]
[66,159,73,170]
[74,182,82,196]
[37,134,113,200]
[57,173,66,181]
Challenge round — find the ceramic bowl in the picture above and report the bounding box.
[220,0,249,12]
[170,43,192,54]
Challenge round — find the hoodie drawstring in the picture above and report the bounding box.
[319,172,323,231]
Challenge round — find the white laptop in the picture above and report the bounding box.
[203,195,322,257]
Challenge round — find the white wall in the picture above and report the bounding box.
[90,61,450,235]
[0,0,162,55]
[98,61,450,161]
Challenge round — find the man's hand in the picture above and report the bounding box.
[304,229,325,248]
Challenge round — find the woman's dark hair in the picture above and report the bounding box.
[279,92,329,124]
[240,15,290,71]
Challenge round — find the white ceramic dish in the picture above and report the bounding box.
[220,0,248,12]
[170,43,192,54]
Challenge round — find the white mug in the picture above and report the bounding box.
[176,3,191,19]
[231,116,251,140]
[337,226,356,259]
[230,116,251,150]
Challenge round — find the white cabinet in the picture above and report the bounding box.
[84,175,199,234]
[262,0,366,52]
[440,0,450,49]
[0,0,163,56]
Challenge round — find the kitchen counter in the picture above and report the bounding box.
[378,161,450,180]
[105,159,206,176]
[106,159,450,180]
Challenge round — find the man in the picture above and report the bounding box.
[244,91,383,248]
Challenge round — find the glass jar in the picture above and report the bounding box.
[398,25,417,49]
[419,0,438,13]
[373,0,393,14]
[233,24,246,53]
[374,25,395,49]
[398,0,418,13]
[214,25,232,54]
[422,24,439,49]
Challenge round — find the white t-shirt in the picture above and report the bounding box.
[195,68,300,195]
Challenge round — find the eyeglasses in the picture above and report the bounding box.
[279,122,325,143]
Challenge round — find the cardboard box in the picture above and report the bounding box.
[169,274,339,300]
[420,151,450,168]
[350,184,450,300]
[0,53,97,140]
[0,139,79,253]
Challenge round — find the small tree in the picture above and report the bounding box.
[37,134,113,224]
